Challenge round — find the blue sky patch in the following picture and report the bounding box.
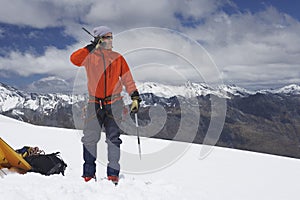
[174,12,206,28]
[232,0,300,20]
[0,70,46,89]
[0,23,76,56]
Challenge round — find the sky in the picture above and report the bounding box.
[0,0,300,92]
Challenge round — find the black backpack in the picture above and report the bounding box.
[24,152,67,176]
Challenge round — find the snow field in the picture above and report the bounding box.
[1,114,300,200]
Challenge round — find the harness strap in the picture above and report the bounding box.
[88,94,121,105]
[85,94,124,122]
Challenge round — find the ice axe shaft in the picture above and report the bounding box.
[135,113,142,160]
[82,27,96,39]
[82,27,103,49]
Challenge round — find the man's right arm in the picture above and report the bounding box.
[70,48,90,66]
[70,44,95,66]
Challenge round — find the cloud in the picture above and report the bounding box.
[83,0,226,30]
[26,76,72,93]
[1,0,56,28]
[112,27,222,86]
[0,0,228,81]
[182,6,300,88]
[0,0,226,30]
[0,45,79,78]
[0,27,219,90]
[0,0,300,90]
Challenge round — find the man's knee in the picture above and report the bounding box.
[106,128,122,146]
[82,130,101,145]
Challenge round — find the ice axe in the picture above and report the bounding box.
[134,113,142,160]
[82,27,96,39]
[81,27,103,49]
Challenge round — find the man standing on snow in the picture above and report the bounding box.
[70,26,141,184]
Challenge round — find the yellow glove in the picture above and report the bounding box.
[131,99,139,113]
[130,90,141,113]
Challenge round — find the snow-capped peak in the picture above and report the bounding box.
[137,81,252,99]
[0,83,27,112]
[0,82,84,113]
[137,82,300,99]
[270,84,300,95]
[217,84,256,97]
[26,76,71,93]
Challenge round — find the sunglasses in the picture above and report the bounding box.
[102,35,113,39]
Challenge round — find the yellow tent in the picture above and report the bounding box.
[0,137,31,173]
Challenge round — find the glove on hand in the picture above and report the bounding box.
[85,43,96,52]
[131,99,139,113]
[85,37,102,52]
[130,91,141,113]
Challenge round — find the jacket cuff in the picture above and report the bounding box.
[85,44,95,52]
[131,90,141,101]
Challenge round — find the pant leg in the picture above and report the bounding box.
[81,103,102,177]
[104,101,123,176]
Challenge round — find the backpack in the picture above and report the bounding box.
[16,146,67,176]
[24,152,67,176]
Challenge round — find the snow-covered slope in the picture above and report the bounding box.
[0,114,300,200]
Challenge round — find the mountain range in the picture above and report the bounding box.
[1,81,300,159]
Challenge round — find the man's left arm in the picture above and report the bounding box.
[120,56,141,113]
[120,56,137,95]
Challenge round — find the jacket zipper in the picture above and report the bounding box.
[100,50,107,98]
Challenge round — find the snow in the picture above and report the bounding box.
[0,84,24,112]
[137,82,300,99]
[137,81,231,98]
[217,84,256,97]
[1,114,300,199]
[0,97,23,112]
[1,82,300,115]
[259,84,300,95]
[0,83,85,117]
[23,99,39,110]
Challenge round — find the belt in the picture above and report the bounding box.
[88,94,122,108]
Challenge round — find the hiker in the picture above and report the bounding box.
[70,26,141,184]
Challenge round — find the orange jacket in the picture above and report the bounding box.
[70,47,137,103]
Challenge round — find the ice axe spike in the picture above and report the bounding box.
[134,113,142,160]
